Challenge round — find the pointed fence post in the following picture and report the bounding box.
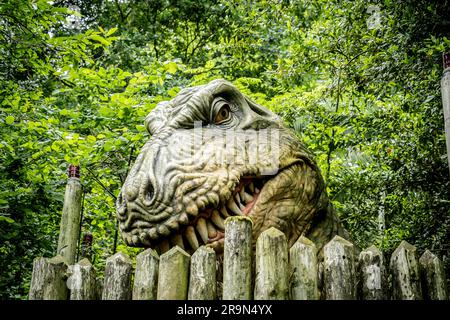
[133,249,159,300]
[102,252,133,300]
[157,246,190,300]
[323,235,356,300]
[254,227,289,300]
[419,250,448,300]
[289,236,319,300]
[223,216,253,300]
[57,165,83,265]
[188,246,217,300]
[68,258,96,300]
[358,245,387,300]
[440,53,450,175]
[29,255,68,300]
[390,241,422,300]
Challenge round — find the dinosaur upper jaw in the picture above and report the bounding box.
[118,161,292,254]
[131,176,268,255]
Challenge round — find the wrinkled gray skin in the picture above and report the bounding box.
[117,79,347,255]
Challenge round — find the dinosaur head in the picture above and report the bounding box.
[117,79,344,255]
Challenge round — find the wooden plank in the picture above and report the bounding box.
[323,235,356,300]
[419,250,448,300]
[157,246,190,300]
[390,241,422,300]
[29,255,68,300]
[289,236,319,300]
[223,216,253,300]
[68,258,96,300]
[133,248,159,300]
[188,246,216,300]
[102,252,133,300]
[358,245,387,299]
[254,227,289,299]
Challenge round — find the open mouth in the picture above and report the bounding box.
[149,177,267,255]
[116,175,270,255]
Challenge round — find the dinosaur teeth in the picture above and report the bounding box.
[171,234,184,249]
[242,191,254,204]
[220,206,230,218]
[140,232,152,246]
[185,226,199,250]
[207,238,225,252]
[157,224,171,236]
[238,200,245,211]
[211,210,225,230]
[249,182,255,193]
[227,197,242,215]
[206,220,217,239]
[239,187,247,202]
[186,203,199,217]
[234,192,246,210]
[165,218,179,231]
[196,218,209,244]
[234,192,241,204]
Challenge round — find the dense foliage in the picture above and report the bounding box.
[1,0,449,299]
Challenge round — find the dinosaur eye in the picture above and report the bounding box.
[214,104,231,124]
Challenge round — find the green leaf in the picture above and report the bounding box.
[164,61,178,74]
[0,216,14,224]
[5,116,14,125]
[136,125,146,132]
[99,106,114,117]
[103,141,114,151]
[106,27,118,36]
[89,34,111,46]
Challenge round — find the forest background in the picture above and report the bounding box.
[1,0,449,299]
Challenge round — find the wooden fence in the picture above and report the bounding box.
[28,216,448,300]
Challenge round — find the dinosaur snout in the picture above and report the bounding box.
[120,171,156,208]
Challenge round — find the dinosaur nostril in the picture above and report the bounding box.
[143,181,154,206]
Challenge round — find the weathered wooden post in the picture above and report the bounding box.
[95,277,104,300]
[29,255,68,300]
[289,236,319,300]
[67,258,96,300]
[419,250,448,300]
[254,227,289,300]
[133,248,159,300]
[323,235,356,300]
[188,246,217,300]
[440,53,450,175]
[389,241,422,300]
[57,165,83,265]
[358,245,387,300]
[223,216,253,300]
[102,252,133,300]
[157,246,190,300]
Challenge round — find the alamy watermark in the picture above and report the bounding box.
[165,122,281,176]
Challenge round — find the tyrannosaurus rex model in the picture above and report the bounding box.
[116,79,347,255]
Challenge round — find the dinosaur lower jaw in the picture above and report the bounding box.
[152,178,267,255]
